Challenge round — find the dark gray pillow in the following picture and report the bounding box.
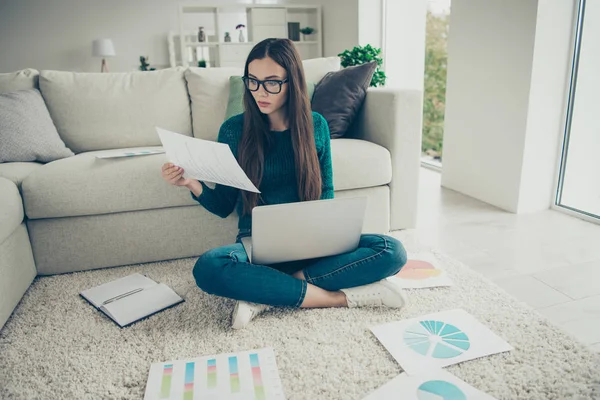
[311,61,377,138]
[0,89,74,163]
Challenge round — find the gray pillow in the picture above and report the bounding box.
[0,89,74,163]
[311,61,377,138]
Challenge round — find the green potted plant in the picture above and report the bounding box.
[299,27,315,41]
[139,56,156,71]
[337,44,386,87]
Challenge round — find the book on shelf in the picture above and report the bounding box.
[288,22,300,41]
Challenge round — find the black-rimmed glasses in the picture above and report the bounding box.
[242,76,288,94]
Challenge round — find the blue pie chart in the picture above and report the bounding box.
[403,320,471,359]
[417,380,467,400]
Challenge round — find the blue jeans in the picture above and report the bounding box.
[193,231,407,308]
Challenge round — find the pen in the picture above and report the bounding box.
[102,288,144,306]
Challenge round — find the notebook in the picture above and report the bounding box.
[80,273,184,328]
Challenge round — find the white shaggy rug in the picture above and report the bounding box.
[1,231,599,400]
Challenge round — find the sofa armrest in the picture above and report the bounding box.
[353,88,423,230]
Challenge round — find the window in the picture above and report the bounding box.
[422,0,450,168]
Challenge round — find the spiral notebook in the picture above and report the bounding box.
[80,273,184,328]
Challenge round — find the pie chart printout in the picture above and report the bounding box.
[416,380,468,400]
[403,320,471,359]
[396,260,443,280]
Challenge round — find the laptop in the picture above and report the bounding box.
[241,196,367,265]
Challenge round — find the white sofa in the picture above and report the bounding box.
[0,58,422,330]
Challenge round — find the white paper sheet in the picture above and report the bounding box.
[95,147,165,158]
[156,127,260,193]
[391,252,454,289]
[143,347,286,400]
[80,273,157,308]
[370,309,513,375]
[363,370,497,400]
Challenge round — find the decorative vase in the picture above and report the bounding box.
[224,32,231,42]
[197,27,205,42]
[238,30,245,42]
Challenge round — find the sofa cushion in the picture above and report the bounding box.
[186,57,341,141]
[21,139,391,219]
[312,61,377,138]
[39,68,192,153]
[331,139,392,191]
[0,89,74,163]
[0,69,39,94]
[0,178,24,244]
[185,67,242,141]
[0,162,43,188]
[302,56,341,84]
[21,147,198,219]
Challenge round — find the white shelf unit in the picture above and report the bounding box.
[175,3,322,68]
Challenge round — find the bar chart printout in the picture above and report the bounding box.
[250,353,265,400]
[184,362,194,400]
[229,356,240,393]
[143,347,285,399]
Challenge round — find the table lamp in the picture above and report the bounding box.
[92,39,116,72]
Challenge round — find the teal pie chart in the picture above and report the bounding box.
[417,380,467,400]
[403,320,471,358]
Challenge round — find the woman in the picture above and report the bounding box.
[161,38,407,329]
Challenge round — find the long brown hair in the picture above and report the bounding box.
[239,38,321,215]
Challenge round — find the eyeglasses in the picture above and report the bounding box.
[242,76,288,94]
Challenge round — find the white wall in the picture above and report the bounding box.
[0,0,359,73]
[519,0,576,212]
[560,0,600,216]
[441,0,537,212]
[441,0,576,213]
[282,0,358,57]
[0,0,179,72]
[382,0,427,90]
[358,0,383,48]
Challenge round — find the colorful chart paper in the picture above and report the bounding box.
[403,320,470,359]
[370,309,513,375]
[143,348,285,399]
[392,252,454,289]
[363,370,497,400]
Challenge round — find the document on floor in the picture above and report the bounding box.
[363,370,497,400]
[370,309,513,375]
[390,252,454,289]
[156,127,260,193]
[143,347,286,400]
[80,273,184,328]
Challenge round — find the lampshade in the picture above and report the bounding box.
[92,39,116,57]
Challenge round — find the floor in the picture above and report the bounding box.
[411,167,600,352]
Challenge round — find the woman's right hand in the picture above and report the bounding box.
[161,163,194,187]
